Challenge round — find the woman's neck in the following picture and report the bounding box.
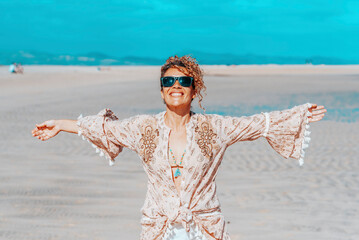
[164,106,191,131]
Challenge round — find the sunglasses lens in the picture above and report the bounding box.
[161,77,175,87]
[179,77,193,87]
[161,76,193,87]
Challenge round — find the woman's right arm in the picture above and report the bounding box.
[32,109,141,166]
[32,119,78,141]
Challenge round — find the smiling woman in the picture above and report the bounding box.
[32,55,326,240]
[160,55,206,111]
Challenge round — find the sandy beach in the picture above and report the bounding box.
[0,65,358,240]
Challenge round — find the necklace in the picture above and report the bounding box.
[169,148,186,178]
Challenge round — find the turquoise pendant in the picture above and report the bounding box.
[174,168,181,178]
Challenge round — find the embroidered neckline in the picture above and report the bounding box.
[157,110,197,131]
[157,110,198,197]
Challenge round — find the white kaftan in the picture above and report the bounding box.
[77,103,313,239]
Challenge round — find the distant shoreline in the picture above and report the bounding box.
[2,64,359,76]
[2,50,358,66]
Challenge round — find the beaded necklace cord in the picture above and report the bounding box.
[169,148,186,178]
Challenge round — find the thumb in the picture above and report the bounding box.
[36,120,55,128]
[36,122,46,128]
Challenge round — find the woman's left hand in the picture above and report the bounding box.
[308,104,327,123]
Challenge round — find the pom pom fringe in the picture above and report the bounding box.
[262,112,270,137]
[77,113,115,166]
[299,103,313,166]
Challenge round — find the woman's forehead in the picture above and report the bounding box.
[164,67,189,76]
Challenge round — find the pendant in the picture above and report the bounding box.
[174,167,181,178]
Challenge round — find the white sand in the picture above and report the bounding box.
[0,65,358,240]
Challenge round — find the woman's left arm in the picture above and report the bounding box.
[220,103,326,166]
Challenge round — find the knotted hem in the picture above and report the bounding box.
[162,217,208,240]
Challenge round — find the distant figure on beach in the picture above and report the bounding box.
[32,55,326,240]
[97,66,111,71]
[16,63,24,74]
[8,63,16,73]
[8,62,24,74]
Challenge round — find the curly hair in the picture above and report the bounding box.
[160,55,206,111]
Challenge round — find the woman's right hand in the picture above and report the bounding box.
[32,120,61,141]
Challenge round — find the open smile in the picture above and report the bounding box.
[169,92,184,97]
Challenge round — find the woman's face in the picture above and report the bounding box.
[160,67,196,110]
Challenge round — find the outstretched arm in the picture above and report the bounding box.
[218,103,326,166]
[32,108,140,166]
[31,119,78,141]
[263,103,326,165]
[32,109,141,166]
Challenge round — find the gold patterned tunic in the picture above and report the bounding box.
[77,103,313,240]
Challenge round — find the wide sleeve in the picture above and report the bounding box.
[76,108,139,166]
[219,103,313,166]
[263,103,312,166]
[220,112,267,146]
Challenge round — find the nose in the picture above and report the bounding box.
[172,80,181,88]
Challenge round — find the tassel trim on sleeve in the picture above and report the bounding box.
[262,112,270,137]
[77,113,115,166]
[298,103,312,166]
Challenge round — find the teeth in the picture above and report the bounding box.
[171,93,182,96]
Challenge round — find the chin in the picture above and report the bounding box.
[165,101,191,109]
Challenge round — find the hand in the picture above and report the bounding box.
[308,104,326,123]
[32,120,61,141]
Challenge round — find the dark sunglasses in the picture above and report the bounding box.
[160,76,194,88]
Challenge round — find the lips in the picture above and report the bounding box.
[169,92,184,97]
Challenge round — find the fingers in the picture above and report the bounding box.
[32,129,44,139]
[32,130,51,141]
[31,127,37,135]
[309,114,325,122]
[32,127,41,135]
[308,104,327,122]
[309,104,327,115]
[317,105,325,110]
[39,134,51,141]
[32,126,52,141]
[308,104,327,123]
[32,129,43,137]
[312,108,327,116]
[32,120,56,140]
[32,125,45,136]
[309,104,324,111]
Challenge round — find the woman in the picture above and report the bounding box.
[32,55,326,240]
